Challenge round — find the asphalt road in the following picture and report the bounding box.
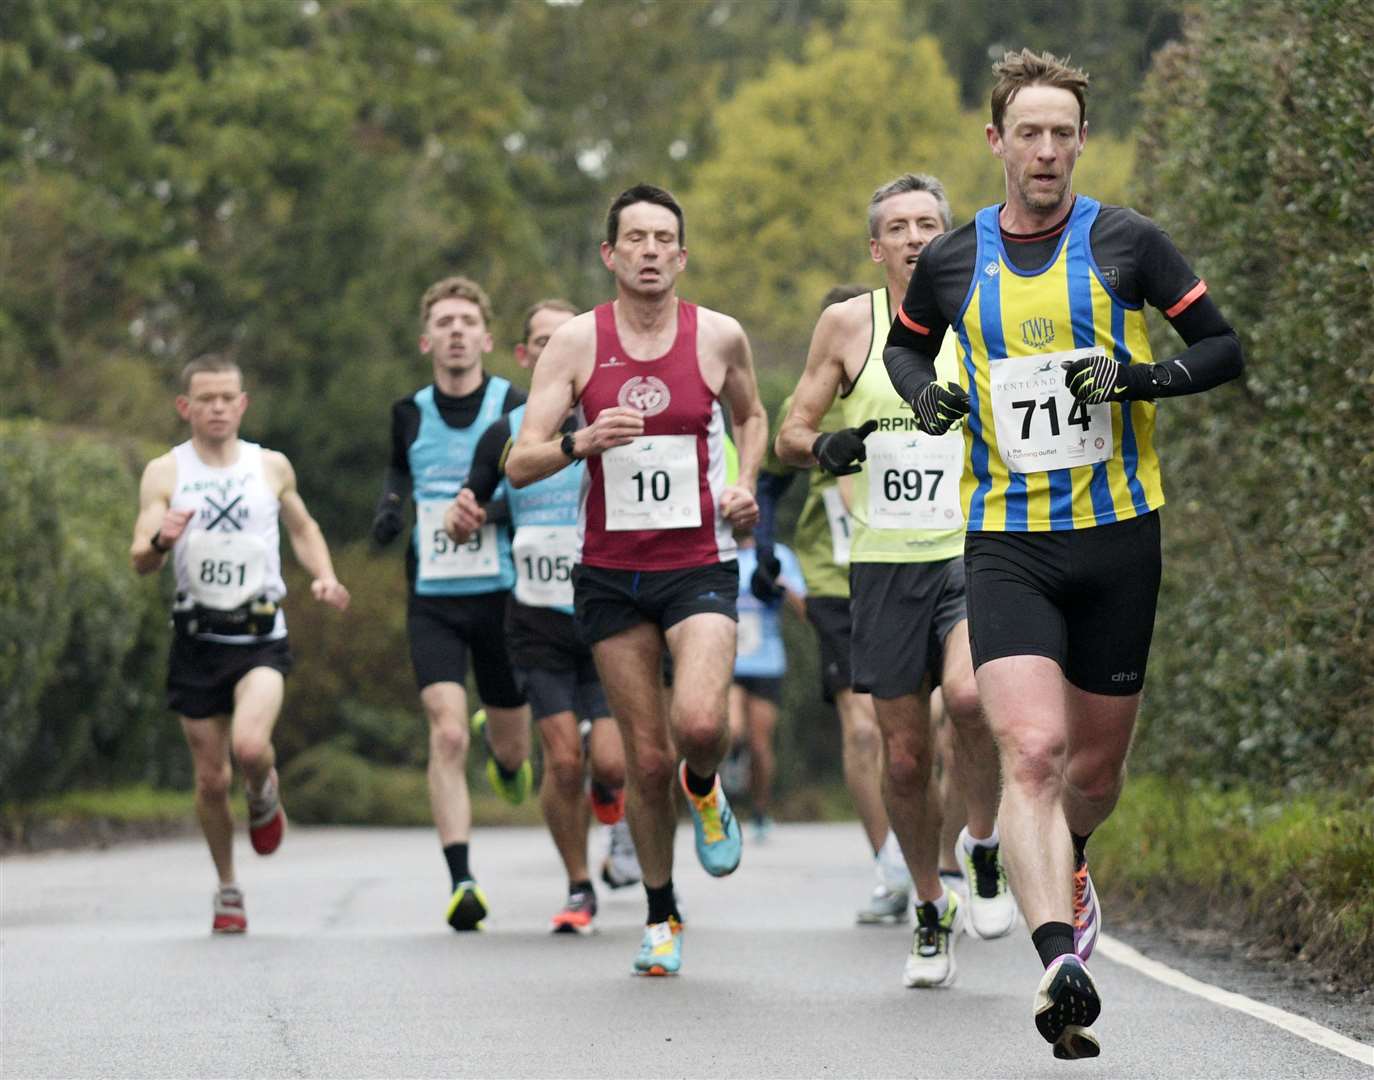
[2,823,1370,1078]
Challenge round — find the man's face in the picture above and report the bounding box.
[177,371,247,442]
[515,306,575,371]
[600,202,685,298]
[987,84,1085,216]
[869,189,948,287]
[420,296,493,378]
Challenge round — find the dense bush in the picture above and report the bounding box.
[1132,0,1373,790]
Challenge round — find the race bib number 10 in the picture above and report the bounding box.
[601,435,702,532]
[989,349,1114,474]
[417,501,498,580]
[864,430,964,530]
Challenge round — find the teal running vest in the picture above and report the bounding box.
[506,406,583,615]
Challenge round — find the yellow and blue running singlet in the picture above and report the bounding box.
[956,196,1164,531]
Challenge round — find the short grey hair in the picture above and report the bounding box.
[867,173,953,238]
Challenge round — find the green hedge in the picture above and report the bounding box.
[1131,0,1373,790]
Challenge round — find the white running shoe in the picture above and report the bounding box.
[1034,954,1102,1059]
[856,880,910,925]
[956,826,1017,939]
[877,830,912,893]
[902,886,962,988]
[600,818,642,890]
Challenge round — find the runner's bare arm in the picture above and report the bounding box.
[775,299,861,468]
[507,314,642,487]
[717,318,767,494]
[269,451,350,611]
[130,454,185,575]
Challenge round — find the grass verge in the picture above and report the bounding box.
[1091,774,1374,988]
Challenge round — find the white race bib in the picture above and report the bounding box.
[601,435,701,532]
[417,501,498,580]
[820,486,852,566]
[736,610,764,658]
[185,531,268,610]
[864,430,964,530]
[512,525,577,609]
[989,349,1114,475]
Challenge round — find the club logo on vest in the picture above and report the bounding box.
[983,261,1000,277]
[1020,317,1056,349]
[1100,265,1120,290]
[618,375,671,417]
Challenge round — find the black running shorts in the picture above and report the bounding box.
[518,666,609,724]
[406,592,526,706]
[804,595,853,703]
[573,561,739,647]
[964,511,1161,696]
[733,674,783,705]
[849,558,968,699]
[167,635,293,720]
[505,599,590,673]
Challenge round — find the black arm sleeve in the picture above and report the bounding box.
[374,465,412,515]
[884,253,947,404]
[465,419,510,505]
[1150,292,1244,398]
[753,469,796,553]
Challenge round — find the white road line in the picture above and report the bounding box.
[1098,934,1374,1069]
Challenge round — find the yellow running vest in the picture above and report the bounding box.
[839,289,965,564]
[956,197,1165,530]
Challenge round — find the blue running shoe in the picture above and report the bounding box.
[633,917,683,976]
[678,762,742,877]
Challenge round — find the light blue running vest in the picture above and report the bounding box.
[506,405,583,616]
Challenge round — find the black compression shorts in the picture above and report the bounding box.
[406,592,526,706]
[964,511,1161,696]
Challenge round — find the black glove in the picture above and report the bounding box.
[912,381,970,436]
[1061,352,1153,404]
[750,549,784,603]
[371,499,404,546]
[812,419,878,477]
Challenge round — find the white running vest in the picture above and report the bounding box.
[170,440,287,642]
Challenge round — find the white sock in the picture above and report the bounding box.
[963,826,999,853]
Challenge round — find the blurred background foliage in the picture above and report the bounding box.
[2,0,1369,818]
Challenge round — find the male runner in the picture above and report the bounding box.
[370,275,533,932]
[131,354,350,933]
[777,174,1011,989]
[885,50,1243,1056]
[728,535,806,839]
[445,298,640,934]
[506,183,767,976]
[756,286,911,924]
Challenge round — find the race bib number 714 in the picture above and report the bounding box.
[989,348,1114,474]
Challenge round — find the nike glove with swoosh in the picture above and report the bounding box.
[812,420,878,477]
[912,381,970,436]
[1061,353,1154,405]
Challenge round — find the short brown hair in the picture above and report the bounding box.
[820,283,868,311]
[521,298,577,342]
[868,173,953,238]
[990,49,1090,134]
[419,276,493,329]
[180,353,241,393]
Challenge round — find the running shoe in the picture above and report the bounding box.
[246,768,286,856]
[857,881,910,925]
[212,885,247,934]
[902,887,962,988]
[752,814,775,843]
[1034,954,1102,1059]
[633,917,683,976]
[877,830,912,893]
[589,781,625,826]
[445,879,488,932]
[1073,859,1101,961]
[485,757,532,805]
[678,762,742,877]
[470,707,488,736]
[551,888,597,935]
[601,819,642,889]
[956,826,1017,939]
[939,867,969,903]
[718,744,751,800]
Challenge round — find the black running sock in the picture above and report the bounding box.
[683,766,716,797]
[443,843,471,889]
[1032,921,1077,969]
[494,758,521,782]
[569,878,594,897]
[1071,831,1092,870]
[645,880,679,925]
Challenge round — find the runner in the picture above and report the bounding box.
[777,174,1012,990]
[370,275,533,932]
[506,183,767,976]
[444,298,641,934]
[755,285,912,924]
[728,534,806,840]
[130,354,350,933]
[884,50,1243,1056]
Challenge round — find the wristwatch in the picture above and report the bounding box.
[1149,362,1172,388]
[150,531,169,554]
[560,432,578,459]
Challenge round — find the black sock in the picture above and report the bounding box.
[569,878,594,897]
[1071,831,1092,870]
[683,766,716,797]
[443,843,471,889]
[645,880,679,924]
[1031,921,1076,969]
[494,758,521,781]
